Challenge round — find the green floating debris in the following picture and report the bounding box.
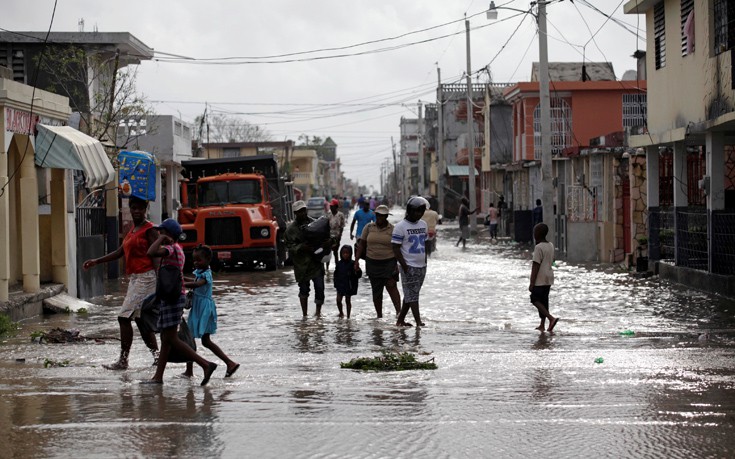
[619,330,635,336]
[44,358,70,368]
[341,351,437,371]
[594,357,604,364]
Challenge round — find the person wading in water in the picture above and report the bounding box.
[83,196,159,370]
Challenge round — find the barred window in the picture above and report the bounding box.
[622,93,647,128]
[654,2,666,69]
[223,148,240,158]
[714,0,735,55]
[681,0,694,56]
[533,98,572,159]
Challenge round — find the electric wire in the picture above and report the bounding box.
[0,0,59,198]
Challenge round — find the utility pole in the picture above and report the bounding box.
[417,100,424,196]
[538,1,554,243]
[391,137,398,206]
[465,18,477,233]
[437,67,445,216]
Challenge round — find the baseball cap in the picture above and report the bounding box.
[330,198,340,207]
[292,200,306,212]
[375,205,391,215]
[155,218,182,238]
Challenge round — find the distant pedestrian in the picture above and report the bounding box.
[350,200,376,250]
[334,245,361,318]
[487,203,499,239]
[357,194,365,207]
[181,244,240,380]
[456,197,478,248]
[328,198,346,267]
[285,200,332,316]
[369,196,377,210]
[146,219,218,386]
[393,196,429,327]
[498,195,507,236]
[82,196,159,370]
[421,199,440,257]
[532,198,543,226]
[529,223,558,332]
[343,197,351,213]
[355,205,401,318]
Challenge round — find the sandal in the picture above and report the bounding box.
[225,363,240,378]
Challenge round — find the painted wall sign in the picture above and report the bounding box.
[4,107,39,135]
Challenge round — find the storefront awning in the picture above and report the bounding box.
[446,165,479,177]
[34,124,115,188]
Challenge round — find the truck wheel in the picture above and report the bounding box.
[264,253,278,271]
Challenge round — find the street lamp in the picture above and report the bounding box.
[486,1,554,243]
[487,1,499,20]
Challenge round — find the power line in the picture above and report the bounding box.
[576,0,645,41]
[151,11,489,62]
[0,0,59,198]
[148,11,528,65]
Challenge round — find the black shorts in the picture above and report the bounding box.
[530,285,551,318]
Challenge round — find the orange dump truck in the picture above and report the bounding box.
[178,155,293,270]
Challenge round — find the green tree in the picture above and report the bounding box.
[35,45,155,147]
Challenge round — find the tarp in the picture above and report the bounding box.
[446,165,479,177]
[34,124,115,188]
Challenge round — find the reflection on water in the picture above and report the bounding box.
[3,223,735,456]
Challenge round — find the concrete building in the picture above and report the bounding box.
[202,140,295,176]
[290,149,318,199]
[436,83,487,218]
[503,63,647,251]
[0,75,113,310]
[625,0,735,295]
[0,30,155,298]
[399,116,420,201]
[482,84,514,234]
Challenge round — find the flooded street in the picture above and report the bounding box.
[2,218,735,458]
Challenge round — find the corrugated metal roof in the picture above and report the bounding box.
[531,62,616,81]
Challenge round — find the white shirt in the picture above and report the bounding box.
[392,219,428,268]
[532,241,555,286]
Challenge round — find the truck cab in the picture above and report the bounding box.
[178,156,293,270]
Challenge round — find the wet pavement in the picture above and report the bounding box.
[2,214,735,458]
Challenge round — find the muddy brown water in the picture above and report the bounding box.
[2,221,735,458]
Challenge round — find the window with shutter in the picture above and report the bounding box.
[680,0,694,56]
[654,2,666,69]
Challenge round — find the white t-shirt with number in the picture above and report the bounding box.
[391,219,428,268]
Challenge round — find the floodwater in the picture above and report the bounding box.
[2,216,735,458]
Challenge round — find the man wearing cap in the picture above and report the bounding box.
[328,198,346,264]
[285,200,331,316]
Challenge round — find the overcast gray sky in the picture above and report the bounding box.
[4,0,643,191]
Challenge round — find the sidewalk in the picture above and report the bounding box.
[0,283,65,321]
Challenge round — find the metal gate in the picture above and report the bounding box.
[76,202,106,300]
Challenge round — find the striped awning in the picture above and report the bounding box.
[34,124,115,188]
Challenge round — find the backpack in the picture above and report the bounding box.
[156,245,183,304]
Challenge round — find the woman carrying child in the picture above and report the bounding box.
[182,244,240,378]
[333,245,361,318]
[145,219,218,386]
